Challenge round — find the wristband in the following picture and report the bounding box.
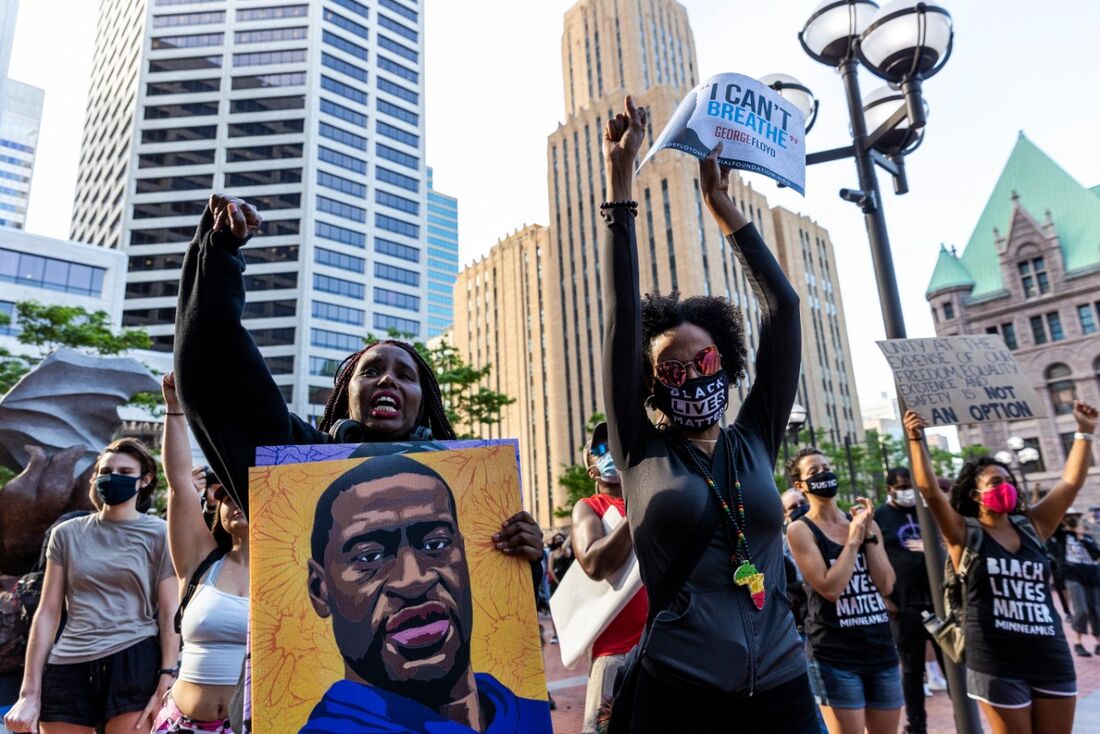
[600,200,638,217]
[600,199,638,210]
[159,667,179,677]
[166,412,184,416]
[1075,432,1095,442]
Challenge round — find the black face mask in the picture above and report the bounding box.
[95,473,141,506]
[804,470,839,499]
[651,370,729,430]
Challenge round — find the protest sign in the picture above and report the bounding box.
[249,443,551,734]
[638,72,806,193]
[877,335,1047,427]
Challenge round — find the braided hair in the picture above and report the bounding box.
[317,339,456,440]
[949,456,1025,517]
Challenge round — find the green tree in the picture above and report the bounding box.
[364,331,515,439]
[0,301,162,414]
[553,413,606,518]
[0,301,161,491]
[0,301,155,394]
[777,425,992,503]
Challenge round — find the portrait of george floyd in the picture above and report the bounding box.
[249,443,552,734]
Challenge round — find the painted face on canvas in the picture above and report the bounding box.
[311,472,474,693]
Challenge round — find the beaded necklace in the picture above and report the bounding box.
[678,431,766,610]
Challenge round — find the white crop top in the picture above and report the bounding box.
[178,556,249,686]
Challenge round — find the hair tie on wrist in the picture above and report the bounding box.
[600,200,638,211]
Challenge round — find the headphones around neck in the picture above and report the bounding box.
[327,418,434,443]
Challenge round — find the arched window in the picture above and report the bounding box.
[1046,363,1076,415]
[1018,254,1049,297]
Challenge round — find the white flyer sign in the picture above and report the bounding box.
[639,72,806,194]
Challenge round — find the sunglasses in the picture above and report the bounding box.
[591,441,610,458]
[655,345,722,388]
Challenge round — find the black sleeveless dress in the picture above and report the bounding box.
[800,518,898,673]
[964,522,1074,683]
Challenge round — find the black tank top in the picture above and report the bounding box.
[800,517,898,672]
[964,521,1074,683]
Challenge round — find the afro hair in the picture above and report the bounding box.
[640,291,748,385]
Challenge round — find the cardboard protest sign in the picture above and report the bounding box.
[639,72,806,193]
[877,335,1047,427]
[249,443,551,734]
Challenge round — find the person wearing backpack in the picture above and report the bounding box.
[904,400,1099,734]
[151,373,249,734]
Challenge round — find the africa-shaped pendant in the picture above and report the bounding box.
[733,559,766,610]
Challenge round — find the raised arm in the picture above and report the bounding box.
[174,195,324,516]
[1027,400,1099,541]
[161,372,217,581]
[904,410,967,565]
[700,146,800,459]
[600,97,649,467]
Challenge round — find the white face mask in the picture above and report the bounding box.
[893,488,917,508]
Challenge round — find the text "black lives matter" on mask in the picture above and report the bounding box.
[653,371,729,430]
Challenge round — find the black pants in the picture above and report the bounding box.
[630,666,820,733]
[892,608,944,732]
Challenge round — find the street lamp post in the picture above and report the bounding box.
[996,438,1040,498]
[766,1,980,730]
[784,402,809,466]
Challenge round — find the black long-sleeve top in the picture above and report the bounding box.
[601,206,805,694]
[174,208,327,516]
[174,211,544,583]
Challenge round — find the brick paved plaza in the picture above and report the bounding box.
[541,616,1100,733]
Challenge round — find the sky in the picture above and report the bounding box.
[9,0,1100,426]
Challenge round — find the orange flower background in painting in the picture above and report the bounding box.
[249,445,546,733]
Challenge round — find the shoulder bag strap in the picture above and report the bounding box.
[175,547,228,635]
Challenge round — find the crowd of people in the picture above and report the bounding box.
[2,92,1099,734]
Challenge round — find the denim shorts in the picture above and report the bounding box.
[966,668,1076,709]
[807,657,903,710]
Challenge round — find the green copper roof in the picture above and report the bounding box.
[938,132,1100,300]
[926,244,974,295]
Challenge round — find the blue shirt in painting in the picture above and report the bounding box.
[299,673,552,734]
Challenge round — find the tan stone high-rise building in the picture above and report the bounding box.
[453,224,556,520]
[546,0,784,491]
[772,208,862,445]
[454,0,863,526]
